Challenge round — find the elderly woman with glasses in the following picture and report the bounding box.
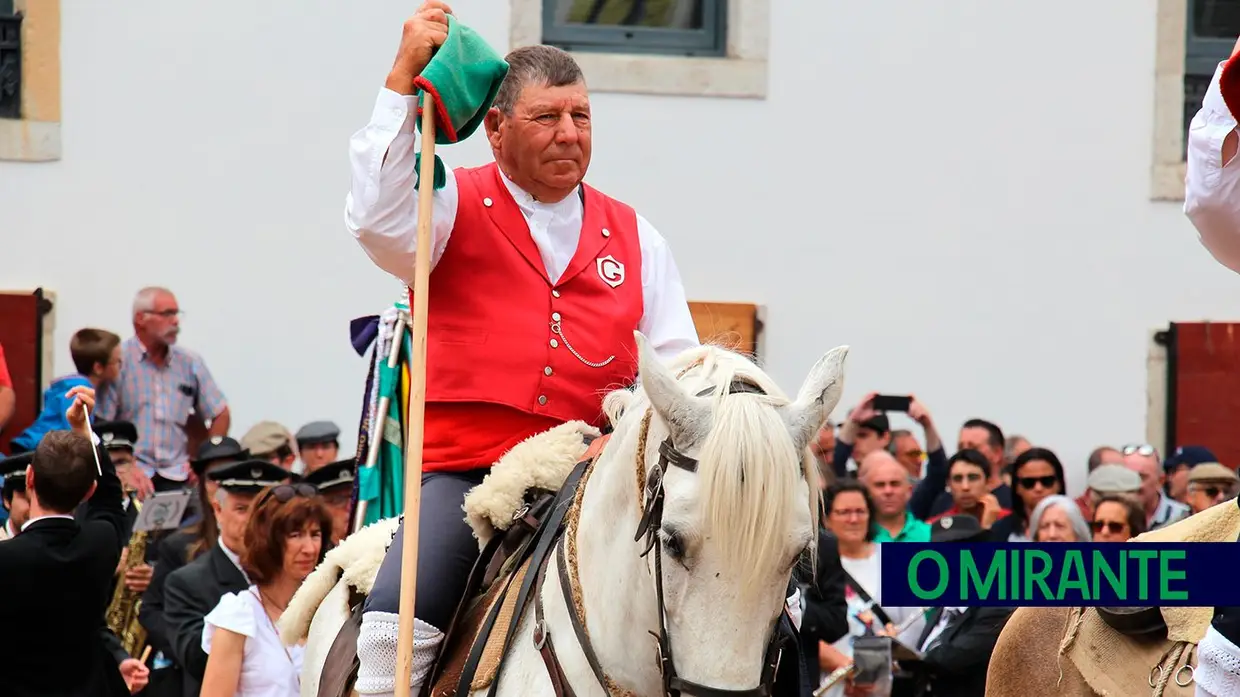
[199,483,332,697]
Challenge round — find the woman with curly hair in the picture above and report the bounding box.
[200,483,333,697]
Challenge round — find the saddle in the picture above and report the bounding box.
[423,433,607,697]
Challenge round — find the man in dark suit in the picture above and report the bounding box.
[798,528,850,687]
[911,515,1014,697]
[0,386,136,697]
[163,459,291,695]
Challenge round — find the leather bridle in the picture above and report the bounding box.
[533,379,789,697]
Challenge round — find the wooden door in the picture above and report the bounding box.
[0,289,53,453]
[1158,321,1240,467]
[688,301,763,357]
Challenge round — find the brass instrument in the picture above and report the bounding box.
[105,494,148,657]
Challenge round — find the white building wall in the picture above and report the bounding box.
[1,0,1233,494]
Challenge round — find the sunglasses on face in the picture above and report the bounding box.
[950,472,984,484]
[270,483,318,503]
[1017,475,1058,490]
[1122,444,1158,458]
[1091,520,1127,535]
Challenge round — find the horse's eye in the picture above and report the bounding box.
[662,529,686,561]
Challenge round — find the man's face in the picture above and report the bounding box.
[852,427,890,460]
[109,448,136,491]
[300,442,338,473]
[212,490,257,551]
[99,345,123,383]
[1187,482,1232,515]
[893,433,924,478]
[949,463,989,509]
[321,488,352,543]
[135,291,181,346]
[488,82,592,198]
[959,426,1002,473]
[1123,453,1163,512]
[4,490,30,529]
[861,457,912,517]
[1167,465,1193,502]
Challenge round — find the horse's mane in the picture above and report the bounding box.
[604,342,819,599]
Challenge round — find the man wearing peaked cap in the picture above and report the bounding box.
[304,458,354,544]
[163,458,293,696]
[1187,463,1240,515]
[240,421,297,471]
[207,459,293,493]
[295,420,341,475]
[0,451,33,541]
[92,420,141,498]
[191,435,249,482]
[1162,444,1220,504]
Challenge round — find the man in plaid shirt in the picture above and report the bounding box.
[97,287,230,495]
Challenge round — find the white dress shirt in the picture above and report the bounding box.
[20,513,75,532]
[1185,61,1240,274]
[344,88,701,362]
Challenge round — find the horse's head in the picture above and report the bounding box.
[617,331,848,694]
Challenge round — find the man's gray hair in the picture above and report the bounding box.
[133,286,173,314]
[492,45,585,114]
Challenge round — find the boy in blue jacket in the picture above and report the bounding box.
[9,327,122,453]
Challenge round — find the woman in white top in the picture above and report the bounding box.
[817,480,925,697]
[1186,36,1240,273]
[201,482,333,697]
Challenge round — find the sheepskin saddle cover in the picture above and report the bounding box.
[462,420,599,549]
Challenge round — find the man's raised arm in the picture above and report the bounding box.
[1185,37,1240,273]
[345,0,460,285]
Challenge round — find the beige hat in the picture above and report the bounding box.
[240,420,292,456]
[1087,463,1141,494]
[1188,463,1239,484]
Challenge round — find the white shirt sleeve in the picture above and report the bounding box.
[201,590,257,654]
[636,214,702,363]
[1185,61,1240,275]
[345,88,460,286]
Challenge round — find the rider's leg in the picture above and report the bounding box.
[355,469,489,696]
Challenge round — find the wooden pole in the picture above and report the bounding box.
[392,94,437,697]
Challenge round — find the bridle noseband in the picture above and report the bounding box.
[630,380,787,697]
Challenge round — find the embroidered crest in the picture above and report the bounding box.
[251,467,262,479]
[596,255,625,288]
[210,436,224,446]
[941,517,953,529]
[102,433,114,443]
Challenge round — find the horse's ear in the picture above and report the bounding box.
[634,331,710,445]
[780,345,849,453]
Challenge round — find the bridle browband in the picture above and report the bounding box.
[631,380,786,697]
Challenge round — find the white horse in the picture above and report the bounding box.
[282,331,848,696]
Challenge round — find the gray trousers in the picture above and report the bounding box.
[364,469,489,630]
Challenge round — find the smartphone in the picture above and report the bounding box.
[871,395,911,412]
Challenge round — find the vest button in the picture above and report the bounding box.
[483,197,493,207]
[544,366,553,376]
[550,339,558,348]
[551,312,561,321]
[601,228,610,237]
[551,290,561,298]
[538,395,548,405]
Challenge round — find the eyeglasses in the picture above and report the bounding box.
[1091,520,1127,535]
[1122,444,1158,458]
[270,483,317,502]
[1017,475,1058,490]
[950,472,984,484]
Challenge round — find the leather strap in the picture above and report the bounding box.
[533,552,577,697]
[555,536,610,693]
[484,458,591,697]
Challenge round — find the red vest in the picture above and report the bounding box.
[418,163,645,472]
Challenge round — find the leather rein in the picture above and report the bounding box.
[530,379,786,697]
